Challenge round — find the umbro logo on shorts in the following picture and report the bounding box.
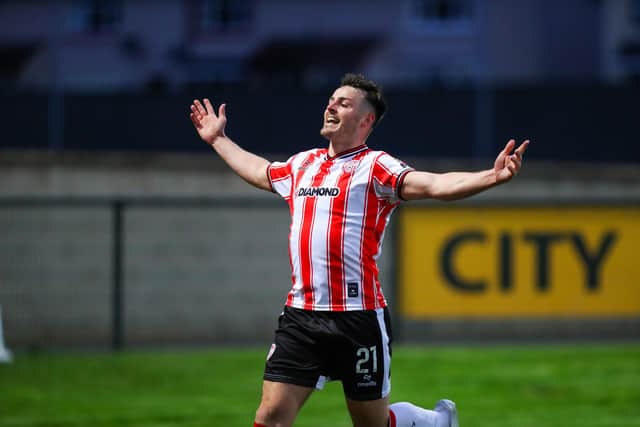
[267,343,276,360]
[297,187,340,197]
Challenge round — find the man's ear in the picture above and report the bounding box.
[361,111,376,130]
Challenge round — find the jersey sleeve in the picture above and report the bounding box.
[267,154,296,199]
[372,153,414,204]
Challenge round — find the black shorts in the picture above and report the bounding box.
[263,305,393,401]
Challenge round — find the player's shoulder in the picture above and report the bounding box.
[365,150,410,169]
[292,147,326,161]
[277,148,326,166]
[303,147,327,157]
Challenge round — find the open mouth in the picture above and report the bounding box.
[326,116,340,125]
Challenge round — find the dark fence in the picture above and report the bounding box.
[0,197,293,350]
[1,85,639,163]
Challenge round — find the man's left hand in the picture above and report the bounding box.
[494,139,530,184]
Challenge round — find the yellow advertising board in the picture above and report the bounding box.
[398,206,640,318]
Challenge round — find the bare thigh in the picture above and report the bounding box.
[254,380,315,427]
[346,395,390,427]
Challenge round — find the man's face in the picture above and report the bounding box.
[320,86,373,142]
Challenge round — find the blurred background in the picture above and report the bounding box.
[1,0,639,352]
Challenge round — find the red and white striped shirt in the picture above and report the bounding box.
[267,144,413,311]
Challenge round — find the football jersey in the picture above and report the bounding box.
[267,144,413,311]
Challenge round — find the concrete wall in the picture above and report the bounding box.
[1,152,638,349]
[0,197,396,349]
[0,206,112,348]
[0,154,398,349]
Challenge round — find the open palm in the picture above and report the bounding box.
[190,99,227,145]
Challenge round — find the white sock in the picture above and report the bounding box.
[389,402,450,427]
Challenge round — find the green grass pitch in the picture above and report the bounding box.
[1,344,639,426]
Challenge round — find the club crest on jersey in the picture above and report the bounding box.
[342,159,360,174]
[298,157,314,170]
[297,187,340,197]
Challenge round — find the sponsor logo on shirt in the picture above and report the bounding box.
[297,187,340,197]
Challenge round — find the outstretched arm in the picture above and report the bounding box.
[190,99,271,191]
[401,139,529,201]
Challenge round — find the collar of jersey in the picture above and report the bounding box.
[325,144,369,161]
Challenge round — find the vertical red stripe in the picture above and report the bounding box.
[289,150,324,308]
[293,151,324,195]
[326,152,364,310]
[361,154,406,309]
[361,203,383,309]
[286,194,296,307]
[372,203,395,308]
[374,164,396,189]
[325,187,336,309]
[299,159,332,310]
[360,153,385,309]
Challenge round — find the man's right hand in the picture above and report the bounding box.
[190,98,227,145]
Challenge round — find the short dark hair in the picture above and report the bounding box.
[340,73,386,127]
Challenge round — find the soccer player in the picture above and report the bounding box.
[189,74,528,427]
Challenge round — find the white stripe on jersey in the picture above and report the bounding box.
[268,145,413,311]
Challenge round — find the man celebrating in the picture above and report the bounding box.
[189,74,528,427]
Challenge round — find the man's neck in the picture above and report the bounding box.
[328,139,366,158]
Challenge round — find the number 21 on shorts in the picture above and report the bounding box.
[355,346,377,374]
